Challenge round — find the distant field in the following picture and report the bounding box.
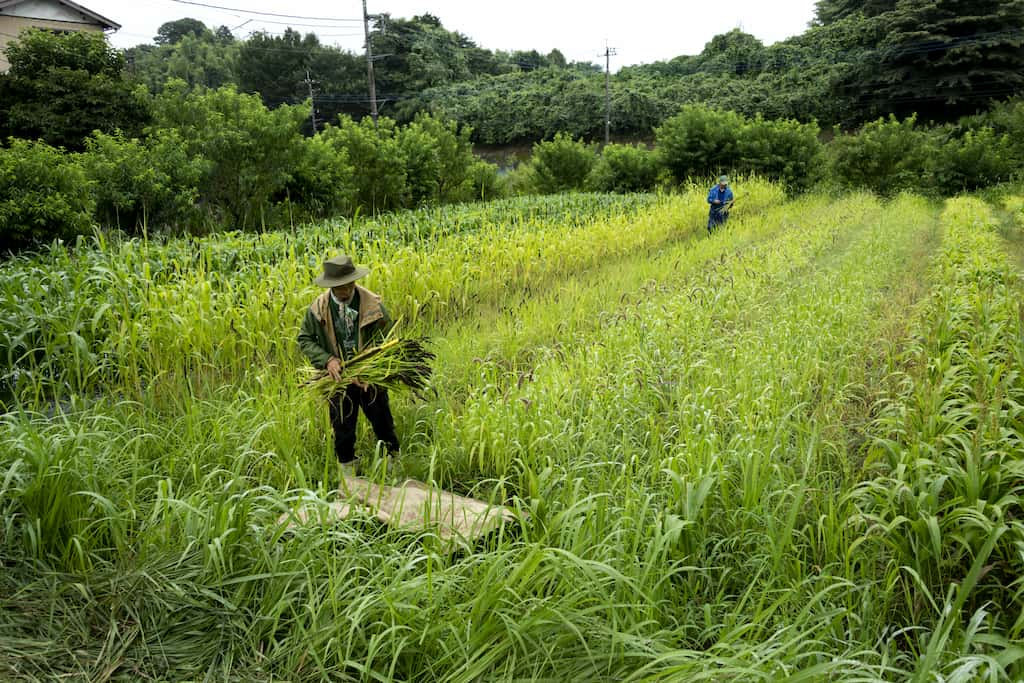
[1,182,1022,681]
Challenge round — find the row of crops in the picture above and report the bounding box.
[1,184,1022,681]
[0,184,784,405]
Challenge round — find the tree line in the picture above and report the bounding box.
[8,0,1022,146]
[3,1,1024,252]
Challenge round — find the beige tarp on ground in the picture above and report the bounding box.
[278,475,519,544]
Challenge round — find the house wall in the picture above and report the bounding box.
[0,14,103,72]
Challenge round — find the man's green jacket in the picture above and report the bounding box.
[297,285,391,369]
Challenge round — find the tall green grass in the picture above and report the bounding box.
[2,187,1021,680]
[848,197,1024,680]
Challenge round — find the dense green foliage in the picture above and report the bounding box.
[0,30,150,150]
[152,82,308,230]
[523,133,597,194]
[128,22,239,92]
[0,139,94,252]
[4,14,1024,251]
[587,143,661,193]
[824,0,1024,122]
[829,115,932,195]
[4,4,1015,150]
[655,106,744,181]
[80,130,204,233]
[655,106,822,188]
[829,114,1021,196]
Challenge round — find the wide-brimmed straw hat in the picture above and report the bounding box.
[315,255,369,287]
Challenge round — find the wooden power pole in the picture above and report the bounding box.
[304,69,318,132]
[603,44,617,145]
[362,0,379,127]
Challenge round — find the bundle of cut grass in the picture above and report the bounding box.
[302,337,435,398]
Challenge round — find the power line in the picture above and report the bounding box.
[240,19,366,29]
[163,0,361,23]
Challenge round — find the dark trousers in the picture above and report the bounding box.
[328,384,400,463]
[707,209,728,234]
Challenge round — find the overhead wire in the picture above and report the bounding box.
[161,0,361,23]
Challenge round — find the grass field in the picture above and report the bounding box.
[1,181,1022,681]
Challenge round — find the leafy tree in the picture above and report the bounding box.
[214,26,235,44]
[371,14,476,97]
[415,69,610,144]
[828,114,936,195]
[396,122,442,206]
[129,32,238,92]
[833,0,1024,122]
[0,30,150,150]
[305,46,368,126]
[236,29,365,126]
[587,143,659,193]
[155,18,210,45]
[547,49,567,69]
[813,0,898,25]
[655,105,744,182]
[527,133,596,193]
[738,116,823,189]
[80,130,204,233]
[0,139,94,253]
[928,126,1017,194]
[279,134,356,219]
[509,50,549,72]
[962,97,1024,162]
[151,81,307,229]
[237,29,320,108]
[408,115,477,202]
[318,116,409,213]
[696,29,767,76]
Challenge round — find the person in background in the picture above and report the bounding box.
[707,174,734,234]
[298,254,400,471]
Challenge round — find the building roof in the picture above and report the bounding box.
[0,0,121,31]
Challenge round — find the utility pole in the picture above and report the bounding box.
[603,43,617,145]
[304,69,318,133]
[362,0,379,127]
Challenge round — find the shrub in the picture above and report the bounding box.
[655,105,743,182]
[278,133,356,221]
[397,121,442,207]
[460,159,503,202]
[151,80,307,230]
[587,143,659,193]
[929,126,1017,195]
[80,130,203,234]
[0,29,150,150]
[738,116,822,190]
[497,163,535,197]
[0,138,94,253]
[319,116,409,214]
[527,132,596,194]
[968,98,1024,164]
[411,115,478,203]
[828,115,935,196]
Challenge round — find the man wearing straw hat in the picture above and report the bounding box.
[298,254,400,468]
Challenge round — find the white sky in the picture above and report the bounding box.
[87,0,819,68]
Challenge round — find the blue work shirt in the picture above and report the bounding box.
[707,185,734,210]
